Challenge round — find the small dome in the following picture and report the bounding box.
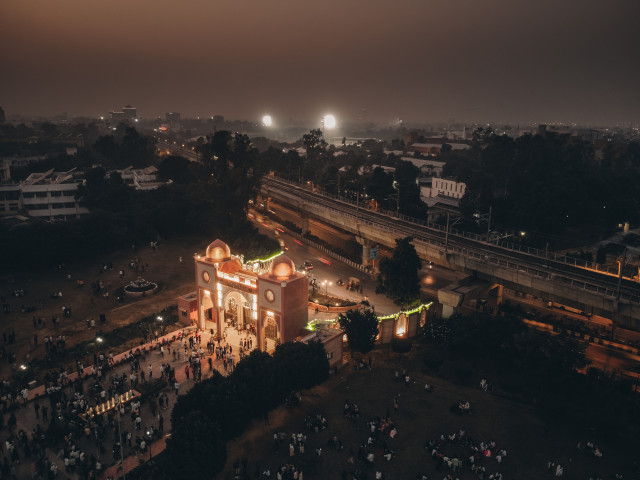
[206,239,231,262]
[269,255,296,280]
[219,257,242,273]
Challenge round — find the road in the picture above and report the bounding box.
[255,205,640,383]
[253,214,416,316]
[586,343,640,380]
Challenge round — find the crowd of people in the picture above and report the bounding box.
[426,429,507,479]
[0,320,252,479]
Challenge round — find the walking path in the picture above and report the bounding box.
[3,321,260,480]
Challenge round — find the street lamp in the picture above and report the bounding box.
[392,181,400,215]
[262,115,273,127]
[322,280,332,296]
[115,396,125,479]
[322,114,336,134]
[146,428,153,464]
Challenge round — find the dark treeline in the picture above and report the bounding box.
[0,128,279,271]
[136,341,330,479]
[441,133,640,242]
[4,126,639,269]
[423,311,640,439]
[263,129,427,219]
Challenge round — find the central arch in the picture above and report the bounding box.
[224,291,249,330]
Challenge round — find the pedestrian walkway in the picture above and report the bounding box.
[100,436,166,480]
[26,327,198,402]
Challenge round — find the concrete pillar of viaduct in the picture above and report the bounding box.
[300,215,309,235]
[437,289,464,319]
[356,236,372,266]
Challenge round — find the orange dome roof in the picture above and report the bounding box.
[269,255,296,280]
[205,239,230,262]
[219,257,242,273]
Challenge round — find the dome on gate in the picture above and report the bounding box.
[219,257,242,273]
[206,239,231,262]
[269,255,296,280]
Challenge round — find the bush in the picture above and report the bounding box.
[391,337,412,353]
[422,350,444,370]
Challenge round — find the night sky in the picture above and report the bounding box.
[1,0,638,125]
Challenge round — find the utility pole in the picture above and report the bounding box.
[616,247,627,301]
[486,206,492,240]
[392,180,400,216]
[445,212,450,252]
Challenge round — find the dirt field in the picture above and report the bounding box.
[0,235,210,380]
[221,346,636,480]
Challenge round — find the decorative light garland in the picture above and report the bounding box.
[306,302,433,330]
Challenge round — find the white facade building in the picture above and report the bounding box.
[420,177,466,207]
[0,168,89,221]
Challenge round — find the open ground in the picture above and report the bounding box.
[221,346,636,479]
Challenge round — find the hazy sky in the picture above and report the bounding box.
[1,0,638,126]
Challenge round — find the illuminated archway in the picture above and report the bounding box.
[395,313,408,337]
[225,291,249,329]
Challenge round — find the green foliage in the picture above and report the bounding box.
[449,134,640,239]
[420,311,640,439]
[376,237,422,307]
[93,127,156,168]
[157,155,196,184]
[302,129,327,159]
[273,340,330,390]
[162,412,226,479]
[394,160,427,218]
[169,341,329,474]
[338,309,379,355]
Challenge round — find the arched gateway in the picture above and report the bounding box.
[193,239,308,352]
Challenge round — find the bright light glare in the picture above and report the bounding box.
[323,114,336,129]
[262,115,273,127]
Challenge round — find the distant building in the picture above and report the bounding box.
[301,325,343,369]
[122,105,137,121]
[109,105,137,125]
[401,157,445,178]
[115,166,167,190]
[0,185,20,215]
[0,156,47,183]
[409,142,470,156]
[420,177,466,203]
[0,168,89,221]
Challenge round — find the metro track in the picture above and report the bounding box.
[264,176,640,304]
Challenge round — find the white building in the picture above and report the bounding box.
[400,157,445,178]
[116,166,167,190]
[0,168,90,221]
[420,177,466,207]
[20,169,89,221]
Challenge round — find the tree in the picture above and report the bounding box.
[394,160,427,218]
[376,237,422,307]
[157,155,195,184]
[162,411,226,479]
[273,340,330,389]
[302,129,327,159]
[338,308,379,356]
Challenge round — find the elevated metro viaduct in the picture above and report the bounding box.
[260,178,640,330]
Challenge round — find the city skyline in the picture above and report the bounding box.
[1,0,639,126]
